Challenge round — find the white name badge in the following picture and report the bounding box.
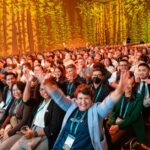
[63,134,75,150]
[116,117,123,124]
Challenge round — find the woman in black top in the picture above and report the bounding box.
[0,74,65,150]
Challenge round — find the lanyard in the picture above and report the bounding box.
[13,100,23,114]
[5,90,12,107]
[5,97,11,107]
[119,97,130,119]
[67,82,73,96]
[94,85,102,102]
[70,109,87,135]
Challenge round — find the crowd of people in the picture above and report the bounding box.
[0,44,149,150]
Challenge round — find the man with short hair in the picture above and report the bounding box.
[108,59,129,89]
[137,63,150,121]
[0,72,17,123]
[91,68,111,102]
[62,64,86,98]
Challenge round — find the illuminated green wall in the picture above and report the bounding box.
[0,0,150,56]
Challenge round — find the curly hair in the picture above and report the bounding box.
[74,83,93,98]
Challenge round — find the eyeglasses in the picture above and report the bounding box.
[119,64,128,67]
[92,74,103,78]
[39,88,44,91]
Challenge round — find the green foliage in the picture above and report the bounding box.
[0,0,150,55]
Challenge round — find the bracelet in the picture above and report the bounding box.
[33,131,38,137]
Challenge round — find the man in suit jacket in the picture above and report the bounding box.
[61,64,86,98]
[0,72,17,123]
[137,63,150,121]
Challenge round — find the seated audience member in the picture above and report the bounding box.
[0,60,5,75]
[85,57,94,80]
[83,52,89,62]
[19,57,27,66]
[121,55,129,61]
[0,81,65,150]
[33,59,41,67]
[76,58,93,82]
[103,58,115,74]
[2,64,17,75]
[108,59,130,89]
[107,52,118,68]
[19,62,33,83]
[36,71,130,150]
[62,64,86,98]
[130,55,149,77]
[91,68,111,102]
[0,80,4,101]
[20,64,43,108]
[37,53,44,62]
[113,49,122,62]
[26,56,34,69]
[0,82,32,144]
[142,48,149,56]
[93,62,111,86]
[5,57,13,66]
[94,52,102,63]
[86,57,94,70]
[53,65,66,86]
[63,53,73,67]
[0,73,17,123]
[137,63,150,122]
[107,73,145,150]
[76,58,87,79]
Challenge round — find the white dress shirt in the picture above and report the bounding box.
[33,99,51,128]
[138,80,150,107]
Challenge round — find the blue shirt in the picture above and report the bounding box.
[53,109,94,150]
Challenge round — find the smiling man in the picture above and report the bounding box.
[137,63,150,122]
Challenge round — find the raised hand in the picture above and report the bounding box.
[34,71,45,84]
[118,71,130,93]
[110,71,131,103]
[24,69,34,82]
[45,72,52,80]
[16,69,22,76]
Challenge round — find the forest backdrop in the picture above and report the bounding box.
[0,0,150,56]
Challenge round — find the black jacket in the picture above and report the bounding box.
[92,83,111,102]
[28,99,65,149]
[0,85,14,123]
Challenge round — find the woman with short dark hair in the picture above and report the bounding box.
[35,71,130,150]
[0,70,65,150]
[0,81,32,145]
